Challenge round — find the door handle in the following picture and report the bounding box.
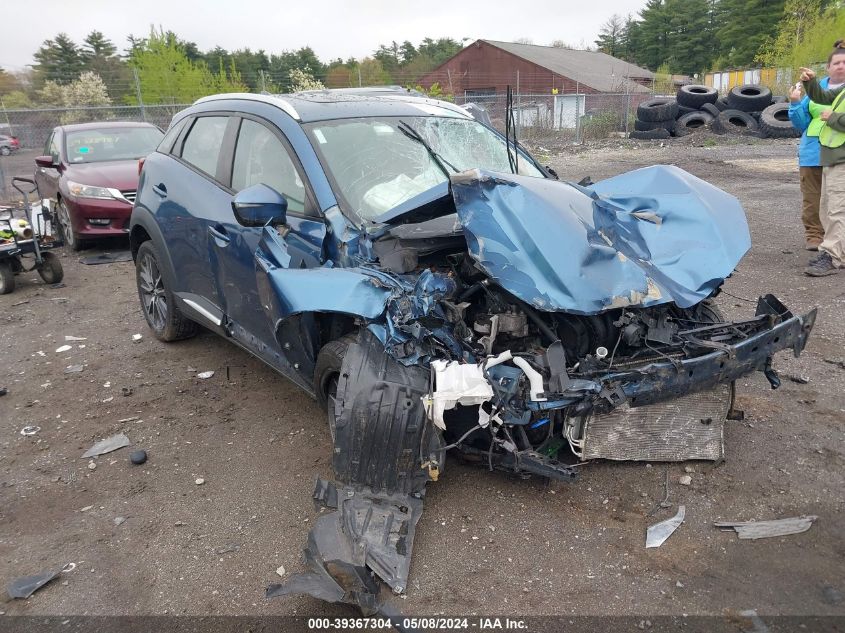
[208,224,230,244]
[152,183,167,197]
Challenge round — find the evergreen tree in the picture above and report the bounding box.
[33,33,84,84]
[634,0,672,70]
[715,0,786,67]
[665,0,716,74]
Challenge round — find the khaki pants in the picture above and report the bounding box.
[800,166,824,242]
[820,163,845,267]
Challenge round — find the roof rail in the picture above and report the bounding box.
[193,93,300,121]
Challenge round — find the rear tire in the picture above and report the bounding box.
[37,251,64,284]
[135,241,197,342]
[0,261,14,294]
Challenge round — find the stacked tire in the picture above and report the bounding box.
[627,83,799,140]
[631,98,677,140]
[714,84,799,138]
[674,84,718,136]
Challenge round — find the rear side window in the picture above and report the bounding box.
[231,119,306,214]
[180,116,228,178]
[158,118,188,154]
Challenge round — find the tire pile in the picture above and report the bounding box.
[630,84,800,140]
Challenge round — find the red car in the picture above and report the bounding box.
[35,122,163,250]
[0,133,20,155]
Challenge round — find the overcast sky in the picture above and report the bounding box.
[2,0,643,71]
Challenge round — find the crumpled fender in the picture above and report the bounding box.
[450,166,750,315]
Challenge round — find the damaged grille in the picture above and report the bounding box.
[581,382,732,461]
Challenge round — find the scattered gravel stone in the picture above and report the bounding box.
[195,478,205,485]
[679,475,692,486]
[276,565,286,577]
[87,461,97,470]
[129,450,147,465]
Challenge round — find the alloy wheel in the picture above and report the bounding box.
[57,201,76,249]
[138,253,168,331]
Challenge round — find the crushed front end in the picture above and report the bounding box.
[266,165,816,615]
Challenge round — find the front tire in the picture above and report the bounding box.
[314,334,356,411]
[56,199,85,252]
[0,147,10,156]
[135,241,197,342]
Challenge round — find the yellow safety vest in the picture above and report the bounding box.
[807,100,827,137]
[819,89,845,148]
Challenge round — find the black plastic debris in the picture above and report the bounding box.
[0,387,6,397]
[78,251,132,265]
[7,569,60,599]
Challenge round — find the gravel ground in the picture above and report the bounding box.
[0,136,843,624]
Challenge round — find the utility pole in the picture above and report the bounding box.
[259,70,267,93]
[133,68,146,122]
[358,65,362,88]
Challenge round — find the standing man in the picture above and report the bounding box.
[800,44,845,276]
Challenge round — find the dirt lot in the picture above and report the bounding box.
[1,136,843,625]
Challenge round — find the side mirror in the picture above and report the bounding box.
[35,155,57,168]
[231,183,288,227]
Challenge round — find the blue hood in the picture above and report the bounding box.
[450,166,750,315]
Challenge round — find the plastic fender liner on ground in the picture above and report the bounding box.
[677,84,719,109]
[636,98,679,123]
[268,329,442,613]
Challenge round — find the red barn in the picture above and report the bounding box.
[419,40,655,128]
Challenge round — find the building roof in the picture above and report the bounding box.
[481,40,654,93]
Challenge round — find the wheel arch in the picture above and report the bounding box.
[129,209,178,291]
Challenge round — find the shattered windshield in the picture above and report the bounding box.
[305,116,544,221]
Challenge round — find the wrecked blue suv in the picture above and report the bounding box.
[130,91,815,615]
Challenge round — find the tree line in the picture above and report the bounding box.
[0,28,463,110]
[594,0,844,77]
[2,2,843,111]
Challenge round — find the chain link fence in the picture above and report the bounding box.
[0,104,188,204]
[0,92,650,203]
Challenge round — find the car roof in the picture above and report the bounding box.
[193,91,472,124]
[58,121,160,133]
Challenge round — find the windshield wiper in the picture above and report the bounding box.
[397,121,459,181]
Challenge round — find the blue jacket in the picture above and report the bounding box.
[789,76,829,167]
